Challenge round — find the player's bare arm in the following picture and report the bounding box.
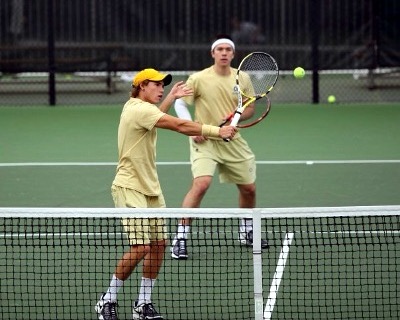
[155,114,237,140]
[159,81,193,113]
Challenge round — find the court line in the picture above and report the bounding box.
[0,160,399,167]
[264,232,294,320]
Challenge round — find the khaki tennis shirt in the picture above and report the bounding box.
[112,98,165,196]
[181,66,253,139]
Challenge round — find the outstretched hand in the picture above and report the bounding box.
[159,81,194,113]
[170,81,193,99]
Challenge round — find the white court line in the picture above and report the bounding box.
[0,160,399,167]
[264,232,294,320]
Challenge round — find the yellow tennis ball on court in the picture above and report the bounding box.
[327,95,336,103]
[293,67,305,79]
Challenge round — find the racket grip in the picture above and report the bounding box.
[230,112,241,127]
[223,112,241,142]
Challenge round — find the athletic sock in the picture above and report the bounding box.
[240,218,253,234]
[137,277,156,305]
[177,224,190,239]
[103,274,124,302]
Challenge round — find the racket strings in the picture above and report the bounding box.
[239,54,278,95]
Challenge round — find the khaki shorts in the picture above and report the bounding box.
[189,137,256,184]
[111,184,167,245]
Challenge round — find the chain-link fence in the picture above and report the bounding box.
[1,0,399,105]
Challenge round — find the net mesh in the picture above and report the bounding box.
[1,206,399,320]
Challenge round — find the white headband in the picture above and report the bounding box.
[211,38,235,51]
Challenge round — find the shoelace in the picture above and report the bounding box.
[246,230,253,243]
[178,239,186,251]
[144,303,159,316]
[105,302,117,317]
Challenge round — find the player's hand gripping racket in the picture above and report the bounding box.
[222,52,279,141]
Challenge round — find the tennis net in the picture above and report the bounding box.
[1,206,399,320]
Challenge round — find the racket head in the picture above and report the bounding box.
[220,52,278,130]
[236,51,279,99]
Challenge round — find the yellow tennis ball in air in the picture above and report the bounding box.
[293,67,305,79]
[327,95,336,103]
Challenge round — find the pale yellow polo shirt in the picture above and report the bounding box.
[182,66,254,139]
[112,97,165,196]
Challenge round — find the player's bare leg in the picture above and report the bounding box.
[171,176,212,259]
[96,244,150,320]
[132,240,166,320]
[237,183,256,208]
[237,183,269,249]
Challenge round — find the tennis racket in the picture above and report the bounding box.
[221,52,279,136]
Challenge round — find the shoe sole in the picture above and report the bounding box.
[171,252,188,259]
[94,305,105,320]
[133,315,163,320]
[261,242,270,249]
[133,308,164,320]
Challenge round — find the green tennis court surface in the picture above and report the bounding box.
[1,103,399,207]
[1,104,399,319]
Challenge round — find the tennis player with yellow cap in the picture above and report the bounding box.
[95,68,237,320]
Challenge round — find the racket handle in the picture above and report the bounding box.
[230,112,241,127]
[223,112,241,142]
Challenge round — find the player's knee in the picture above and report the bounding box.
[151,239,167,249]
[192,177,212,194]
[133,244,151,256]
[239,184,256,197]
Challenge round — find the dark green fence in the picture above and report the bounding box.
[1,0,399,105]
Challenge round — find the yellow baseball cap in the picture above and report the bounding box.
[133,68,172,87]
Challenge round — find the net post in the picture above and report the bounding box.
[252,208,264,320]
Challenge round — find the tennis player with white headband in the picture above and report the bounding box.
[171,34,269,260]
